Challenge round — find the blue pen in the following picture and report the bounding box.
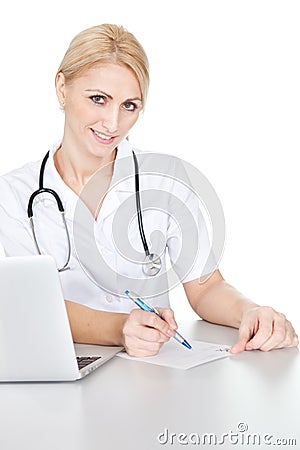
[125,290,192,350]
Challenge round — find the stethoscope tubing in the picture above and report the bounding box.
[27,149,162,276]
[132,150,150,257]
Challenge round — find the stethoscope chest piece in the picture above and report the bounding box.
[142,253,162,276]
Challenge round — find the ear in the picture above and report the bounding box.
[56,72,66,108]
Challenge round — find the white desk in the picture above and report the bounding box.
[1,321,299,450]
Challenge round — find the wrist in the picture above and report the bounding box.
[237,301,259,327]
[118,314,128,347]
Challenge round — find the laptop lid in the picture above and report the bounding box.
[0,255,121,382]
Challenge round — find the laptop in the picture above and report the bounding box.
[0,255,123,382]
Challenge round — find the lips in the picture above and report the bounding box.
[91,128,115,144]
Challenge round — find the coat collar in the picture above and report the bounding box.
[46,140,137,221]
[97,139,136,220]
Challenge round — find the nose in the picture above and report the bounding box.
[102,104,119,134]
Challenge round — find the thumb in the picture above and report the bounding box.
[230,327,251,354]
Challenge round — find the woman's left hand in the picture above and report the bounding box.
[230,306,299,353]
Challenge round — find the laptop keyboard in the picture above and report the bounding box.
[76,356,102,370]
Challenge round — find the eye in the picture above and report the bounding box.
[122,101,138,111]
[90,95,105,104]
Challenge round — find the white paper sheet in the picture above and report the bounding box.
[117,340,230,370]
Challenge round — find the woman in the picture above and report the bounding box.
[0,24,298,356]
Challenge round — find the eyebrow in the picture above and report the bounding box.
[85,89,142,103]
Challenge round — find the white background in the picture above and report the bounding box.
[0,1,299,331]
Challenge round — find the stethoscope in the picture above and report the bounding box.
[27,150,162,276]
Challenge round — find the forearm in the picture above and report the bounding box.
[184,273,258,329]
[197,281,258,328]
[185,271,298,352]
[65,300,128,346]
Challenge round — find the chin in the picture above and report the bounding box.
[86,141,115,157]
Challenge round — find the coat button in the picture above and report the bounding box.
[106,294,114,303]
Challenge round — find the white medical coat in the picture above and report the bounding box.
[0,140,215,312]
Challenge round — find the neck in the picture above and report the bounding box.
[54,141,116,194]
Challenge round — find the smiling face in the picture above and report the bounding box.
[56,62,142,162]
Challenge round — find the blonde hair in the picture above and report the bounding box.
[56,24,149,106]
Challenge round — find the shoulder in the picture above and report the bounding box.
[127,143,182,180]
[1,159,40,191]
[0,158,41,218]
[0,142,60,193]
[1,159,39,184]
[133,148,191,194]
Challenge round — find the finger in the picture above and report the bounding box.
[125,336,163,357]
[258,315,287,352]
[230,337,249,354]
[230,327,252,354]
[272,320,299,350]
[245,318,274,350]
[284,321,299,347]
[128,309,174,338]
[244,307,288,350]
[137,323,171,343]
[144,310,174,337]
[156,307,178,330]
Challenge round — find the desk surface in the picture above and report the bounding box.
[1,321,299,450]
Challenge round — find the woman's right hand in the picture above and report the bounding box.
[122,308,178,357]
